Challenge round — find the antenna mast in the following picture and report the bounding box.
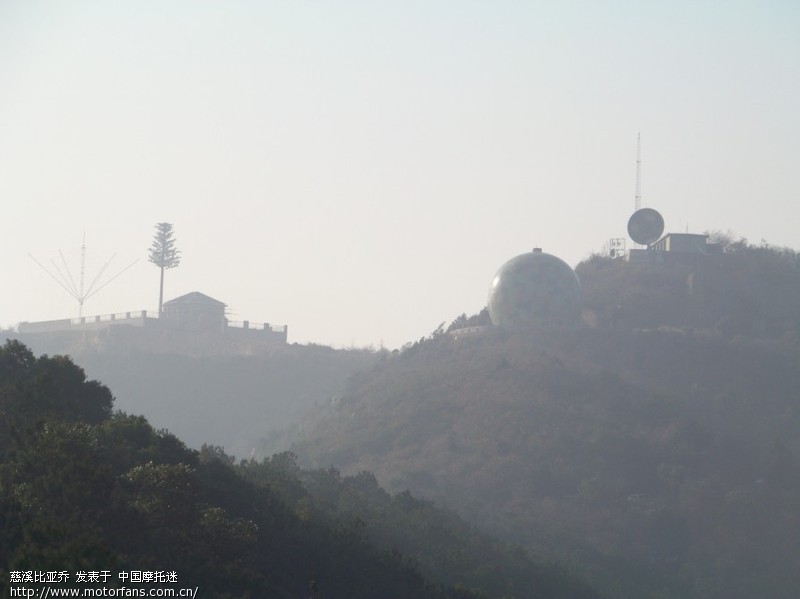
[28,234,138,318]
[79,231,86,313]
[634,133,642,212]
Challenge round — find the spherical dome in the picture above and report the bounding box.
[488,249,582,328]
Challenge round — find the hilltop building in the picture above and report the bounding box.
[649,233,717,254]
[162,292,226,331]
[17,291,288,343]
[628,233,720,263]
[622,207,720,262]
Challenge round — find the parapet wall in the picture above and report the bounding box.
[225,320,288,343]
[18,311,157,333]
[18,311,288,343]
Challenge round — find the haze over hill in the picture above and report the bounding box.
[2,1,798,348]
[2,339,610,598]
[282,241,800,598]
[3,2,799,596]
[6,237,799,597]
[7,326,381,456]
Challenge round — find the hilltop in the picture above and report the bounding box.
[284,240,800,598]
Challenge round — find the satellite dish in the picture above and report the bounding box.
[627,208,664,245]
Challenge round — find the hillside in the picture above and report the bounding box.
[285,242,800,598]
[8,326,380,456]
[0,340,603,599]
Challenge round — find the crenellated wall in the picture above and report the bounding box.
[18,310,288,342]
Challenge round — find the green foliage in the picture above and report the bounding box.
[576,241,800,339]
[290,308,800,597]
[147,222,181,270]
[0,340,113,459]
[9,337,382,455]
[0,342,497,599]
[148,222,181,314]
[0,339,113,425]
[240,453,601,599]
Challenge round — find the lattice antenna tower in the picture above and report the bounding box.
[634,132,642,212]
[28,232,138,318]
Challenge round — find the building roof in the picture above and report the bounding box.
[163,292,226,307]
[654,233,708,245]
[650,233,716,255]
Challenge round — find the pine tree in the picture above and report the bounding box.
[148,223,181,315]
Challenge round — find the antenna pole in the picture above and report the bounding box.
[29,233,138,319]
[79,231,86,317]
[635,133,642,212]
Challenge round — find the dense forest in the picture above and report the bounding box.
[0,340,601,598]
[286,240,800,598]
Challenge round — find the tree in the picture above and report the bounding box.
[148,223,181,315]
[0,340,113,441]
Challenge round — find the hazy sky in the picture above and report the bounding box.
[1,1,798,348]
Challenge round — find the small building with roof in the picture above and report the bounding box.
[163,292,227,332]
[650,233,716,254]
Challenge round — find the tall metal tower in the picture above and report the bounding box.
[634,133,642,212]
[28,233,138,318]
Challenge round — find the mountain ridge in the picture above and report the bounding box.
[285,242,800,598]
